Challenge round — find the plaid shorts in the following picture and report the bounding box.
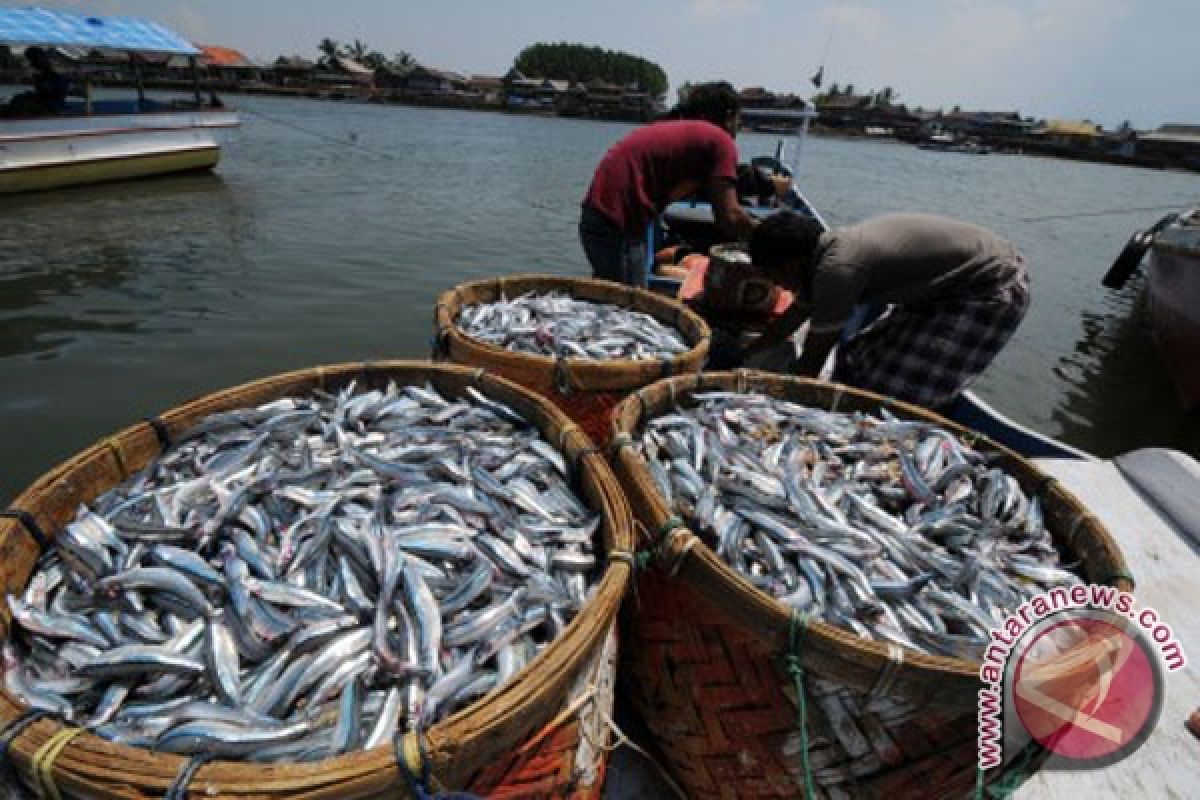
[831,264,1030,409]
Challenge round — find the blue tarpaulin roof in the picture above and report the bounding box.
[0,7,200,55]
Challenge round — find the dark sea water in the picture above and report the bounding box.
[2,94,1198,503]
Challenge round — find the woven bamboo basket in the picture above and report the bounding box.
[0,361,633,800]
[609,370,1134,800]
[433,274,711,448]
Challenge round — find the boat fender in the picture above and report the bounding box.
[1102,213,1180,289]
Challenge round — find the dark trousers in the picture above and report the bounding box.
[578,205,646,287]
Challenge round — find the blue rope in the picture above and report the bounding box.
[394,730,483,800]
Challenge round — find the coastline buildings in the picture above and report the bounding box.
[3,41,1196,172]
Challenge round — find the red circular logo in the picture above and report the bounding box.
[1012,615,1159,762]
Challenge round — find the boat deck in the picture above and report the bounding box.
[1017,453,1198,797]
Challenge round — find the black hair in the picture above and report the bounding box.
[666,81,740,128]
[750,211,825,293]
[736,164,775,204]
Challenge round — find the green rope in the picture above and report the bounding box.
[785,610,816,800]
[657,515,686,542]
[976,741,1044,800]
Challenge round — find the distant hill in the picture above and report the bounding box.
[513,43,667,98]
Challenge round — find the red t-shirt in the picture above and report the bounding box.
[583,120,739,233]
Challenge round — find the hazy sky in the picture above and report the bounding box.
[30,0,1199,128]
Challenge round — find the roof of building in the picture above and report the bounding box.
[1140,130,1200,145]
[199,45,255,68]
[818,94,869,110]
[1156,123,1200,137]
[0,6,199,55]
[275,55,314,69]
[1038,119,1100,136]
[331,55,372,75]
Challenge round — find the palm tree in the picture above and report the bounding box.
[392,51,417,71]
[346,39,369,62]
[317,38,341,67]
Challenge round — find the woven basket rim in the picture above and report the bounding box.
[434,273,713,374]
[610,368,1134,682]
[0,359,633,796]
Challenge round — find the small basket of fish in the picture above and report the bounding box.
[0,361,633,800]
[608,370,1133,800]
[433,274,711,447]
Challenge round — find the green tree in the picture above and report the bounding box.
[392,51,417,70]
[513,42,668,98]
[363,51,388,70]
[346,39,370,62]
[844,83,855,96]
[828,82,841,96]
[317,38,342,67]
[676,81,693,106]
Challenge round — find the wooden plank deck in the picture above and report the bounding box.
[1016,457,1198,798]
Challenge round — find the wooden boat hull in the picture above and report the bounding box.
[0,110,238,193]
[1146,214,1200,410]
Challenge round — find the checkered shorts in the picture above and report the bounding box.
[831,264,1030,409]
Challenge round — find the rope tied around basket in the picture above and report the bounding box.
[553,355,575,396]
[658,523,698,579]
[0,509,51,552]
[784,610,817,800]
[144,416,172,451]
[31,725,83,800]
[395,729,483,800]
[975,740,1045,800]
[0,709,52,785]
[607,432,634,460]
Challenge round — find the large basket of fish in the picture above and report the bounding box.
[433,274,711,447]
[608,370,1133,799]
[0,361,632,800]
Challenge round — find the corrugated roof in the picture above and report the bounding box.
[0,7,199,55]
[1039,119,1100,136]
[199,45,255,68]
[332,56,372,75]
[1140,131,1200,145]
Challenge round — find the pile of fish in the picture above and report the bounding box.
[457,291,690,360]
[5,382,602,761]
[636,392,1081,661]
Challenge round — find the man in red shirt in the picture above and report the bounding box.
[579,82,761,286]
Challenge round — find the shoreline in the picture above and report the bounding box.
[12,78,1191,174]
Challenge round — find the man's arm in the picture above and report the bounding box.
[741,301,811,361]
[709,182,758,242]
[791,329,840,378]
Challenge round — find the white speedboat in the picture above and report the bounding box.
[0,7,239,193]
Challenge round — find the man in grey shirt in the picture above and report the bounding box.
[745,211,1030,408]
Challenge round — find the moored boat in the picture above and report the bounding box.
[0,7,240,193]
[1103,207,1200,410]
[1144,209,1200,409]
